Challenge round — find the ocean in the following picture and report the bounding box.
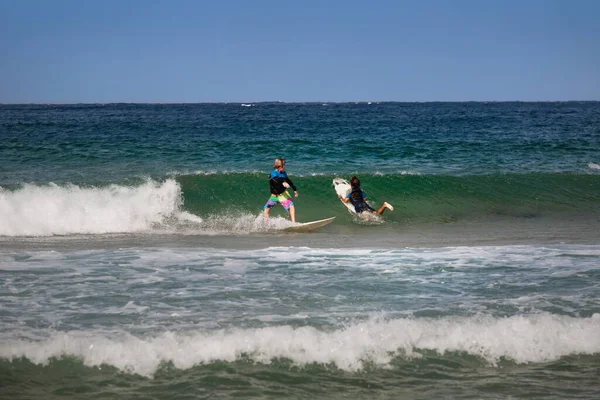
[1,102,599,399]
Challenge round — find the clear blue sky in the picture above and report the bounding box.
[1,0,598,102]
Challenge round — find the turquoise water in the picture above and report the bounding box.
[2,102,599,184]
[1,102,600,398]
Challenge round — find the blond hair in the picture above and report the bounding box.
[273,157,286,169]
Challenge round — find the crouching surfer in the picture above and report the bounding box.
[340,176,393,215]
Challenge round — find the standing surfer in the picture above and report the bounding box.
[263,157,299,222]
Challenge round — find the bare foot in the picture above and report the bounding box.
[384,202,394,211]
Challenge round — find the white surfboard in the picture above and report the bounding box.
[333,177,357,214]
[283,217,336,233]
[333,178,392,223]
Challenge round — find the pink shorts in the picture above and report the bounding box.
[264,192,294,211]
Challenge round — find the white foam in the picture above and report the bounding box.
[186,213,293,235]
[0,178,303,236]
[0,180,183,236]
[2,313,599,377]
[188,169,263,176]
[372,170,422,176]
[588,162,600,170]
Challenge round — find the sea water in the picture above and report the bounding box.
[1,102,600,399]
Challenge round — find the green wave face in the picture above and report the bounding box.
[177,173,600,224]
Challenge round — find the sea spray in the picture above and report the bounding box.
[0,180,183,236]
[2,314,599,377]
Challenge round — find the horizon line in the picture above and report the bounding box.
[1,100,599,105]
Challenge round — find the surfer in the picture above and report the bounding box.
[340,176,394,215]
[263,157,299,222]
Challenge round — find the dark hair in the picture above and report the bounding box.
[350,176,360,188]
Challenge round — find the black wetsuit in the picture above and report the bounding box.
[348,187,375,213]
[269,169,297,195]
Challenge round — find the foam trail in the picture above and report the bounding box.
[2,314,599,377]
[0,179,295,236]
[0,180,182,236]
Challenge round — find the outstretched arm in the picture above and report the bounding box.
[284,177,297,192]
[283,180,298,197]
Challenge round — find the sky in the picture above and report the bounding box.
[0,0,598,103]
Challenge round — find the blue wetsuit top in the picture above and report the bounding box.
[269,169,297,195]
[346,188,374,213]
[345,190,367,200]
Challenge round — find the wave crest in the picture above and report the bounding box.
[2,314,599,376]
[0,180,183,236]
